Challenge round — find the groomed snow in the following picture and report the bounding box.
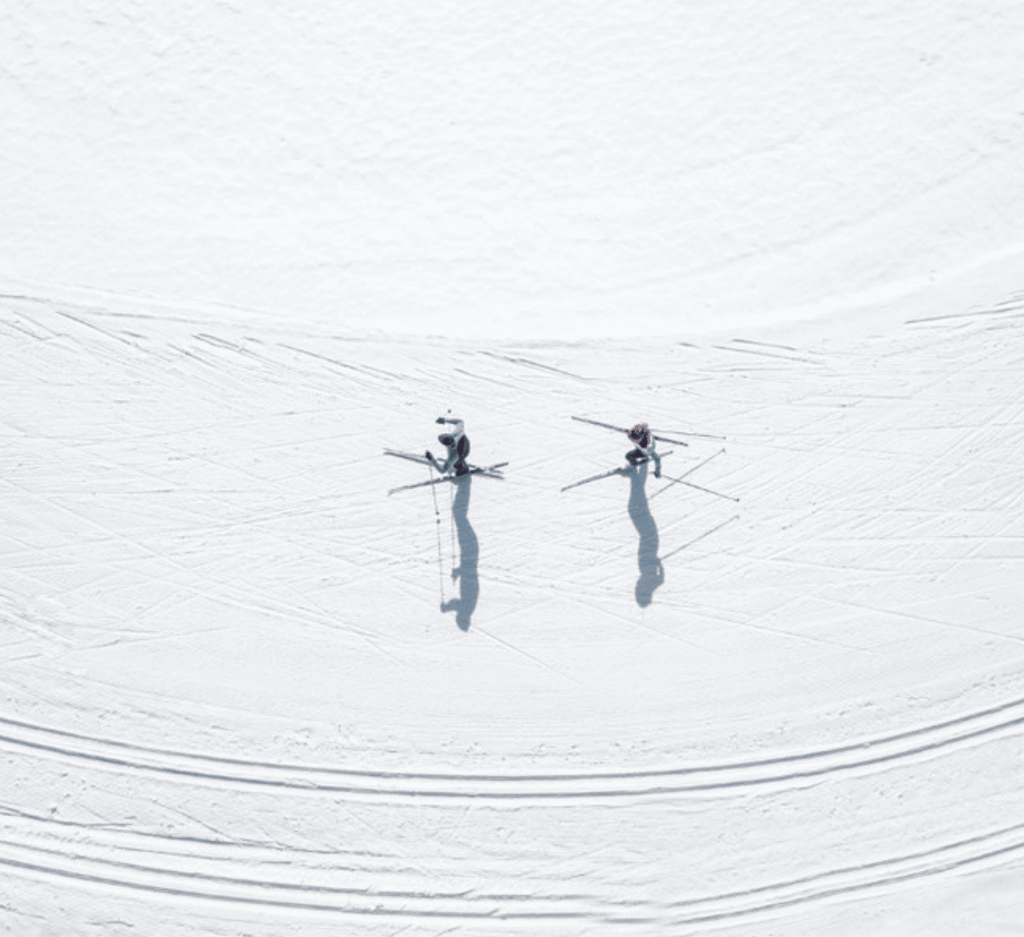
[4,0,1024,338]
[2,279,1023,935]
[2,2,1024,935]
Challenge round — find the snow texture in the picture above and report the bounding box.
[2,286,1023,935]
[3,0,1024,337]
[2,2,1024,935]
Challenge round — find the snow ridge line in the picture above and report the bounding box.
[664,822,1024,929]
[0,817,1020,925]
[0,696,1021,801]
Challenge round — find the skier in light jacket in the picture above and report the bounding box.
[625,422,661,478]
[426,416,471,476]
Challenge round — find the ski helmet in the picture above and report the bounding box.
[438,433,454,446]
[628,423,648,443]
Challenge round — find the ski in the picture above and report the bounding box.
[386,448,454,476]
[383,449,432,466]
[387,461,508,496]
[645,426,726,441]
[650,448,730,501]
[571,415,690,447]
[570,415,630,434]
[385,449,505,475]
[561,452,673,493]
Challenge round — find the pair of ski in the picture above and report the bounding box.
[560,448,735,502]
[384,449,508,496]
[560,452,673,492]
[569,415,725,446]
[563,417,736,502]
[385,416,732,498]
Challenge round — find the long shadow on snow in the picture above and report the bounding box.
[623,460,664,607]
[441,474,478,631]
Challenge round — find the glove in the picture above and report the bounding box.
[435,416,446,424]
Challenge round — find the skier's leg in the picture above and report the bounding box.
[650,449,662,478]
[441,447,457,474]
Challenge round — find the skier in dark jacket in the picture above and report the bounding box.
[625,422,661,478]
[426,416,471,476]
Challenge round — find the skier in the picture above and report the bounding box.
[625,423,662,478]
[426,415,471,477]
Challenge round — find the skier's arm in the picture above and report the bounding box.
[442,418,465,445]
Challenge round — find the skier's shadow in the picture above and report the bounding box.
[441,474,478,631]
[623,461,664,607]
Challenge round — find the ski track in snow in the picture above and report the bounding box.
[0,693,1022,801]
[1,295,1023,935]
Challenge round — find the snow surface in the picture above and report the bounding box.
[2,2,1024,935]
[4,0,1024,337]
[2,285,1024,935]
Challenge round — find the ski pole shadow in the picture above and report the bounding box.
[441,474,478,631]
[624,461,664,607]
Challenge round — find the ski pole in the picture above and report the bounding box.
[650,448,731,501]
[429,463,446,603]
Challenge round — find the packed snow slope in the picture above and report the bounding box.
[4,2,1024,933]
[3,0,1024,337]
[1,282,1023,936]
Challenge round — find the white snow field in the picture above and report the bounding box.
[3,2,1024,935]
[2,281,1023,936]
[4,0,1024,338]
